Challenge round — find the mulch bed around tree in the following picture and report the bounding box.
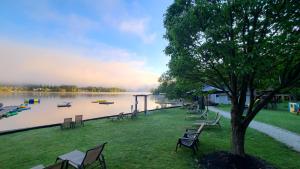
[199,151,277,169]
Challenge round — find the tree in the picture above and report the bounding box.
[164,0,300,156]
[154,72,203,99]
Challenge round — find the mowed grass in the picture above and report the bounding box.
[217,102,300,134]
[0,108,299,169]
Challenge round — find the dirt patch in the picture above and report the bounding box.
[199,151,276,169]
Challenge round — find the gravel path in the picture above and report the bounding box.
[208,106,300,152]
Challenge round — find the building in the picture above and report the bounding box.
[203,85,250,105]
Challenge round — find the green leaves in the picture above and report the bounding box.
[163,0,300,95]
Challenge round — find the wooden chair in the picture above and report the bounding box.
[74,115,84,127]
[185,109,208,120]
[175,124,205,154]
[30,160,67,169]
[193,113,221,127]
[56,143,107,169]
[110,112,124,121]
[61,118,74,129]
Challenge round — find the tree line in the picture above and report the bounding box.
[0,85,126,93]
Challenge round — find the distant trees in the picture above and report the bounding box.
[152,72,203,100]
[164,0,300,156]
[0,85,126,92]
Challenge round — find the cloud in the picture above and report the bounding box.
[0,41,159,90]
[119,18,156,44]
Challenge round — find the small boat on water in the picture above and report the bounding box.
[91,100,106,103]
[57,102,72,108]
[0,104,31,119]
[99,101,114,105]
[0,106,19,118]
[92,100,114,104]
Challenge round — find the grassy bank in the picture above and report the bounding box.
[0,108,299,169]
[217,103,300,134]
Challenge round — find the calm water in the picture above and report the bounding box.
[0,92,173,132]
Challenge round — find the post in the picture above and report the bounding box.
[144,96,147,115]
[135,96,138,112]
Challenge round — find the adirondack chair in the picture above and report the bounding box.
[185,109,208,120]
[61,118,74,129]
[175,124,205,154]
[74,115,84,127]
[110,112,124,121]
[193,113,221,127]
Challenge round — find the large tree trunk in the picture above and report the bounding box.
[230,103,247,156]
[232,125,246,156]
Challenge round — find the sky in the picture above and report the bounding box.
[0,0,173,91]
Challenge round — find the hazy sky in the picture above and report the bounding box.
[0,0,173,90]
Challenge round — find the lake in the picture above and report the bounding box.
[0,92,174,132]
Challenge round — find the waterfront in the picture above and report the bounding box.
[0,92,172,131]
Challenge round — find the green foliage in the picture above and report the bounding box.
[289,87,300,100]
[164,0,300,93]
[153,72,203,99]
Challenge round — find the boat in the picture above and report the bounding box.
[92,100,107,103]
[98,101,114,105]
[0,104,31,119]
[0,106,19,118]
[57,102,72,107]
[4,111,18,117]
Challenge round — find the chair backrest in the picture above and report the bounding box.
[64,118,72,123]
[82,142,107,166]
[45,160,67,169]
[75,115,83,122]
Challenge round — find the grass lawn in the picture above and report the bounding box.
[0,108,299,169]
[217,102,300,135]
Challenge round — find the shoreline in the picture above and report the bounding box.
[0,106,181,136]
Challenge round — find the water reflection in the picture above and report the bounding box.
[0,92,176,131]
